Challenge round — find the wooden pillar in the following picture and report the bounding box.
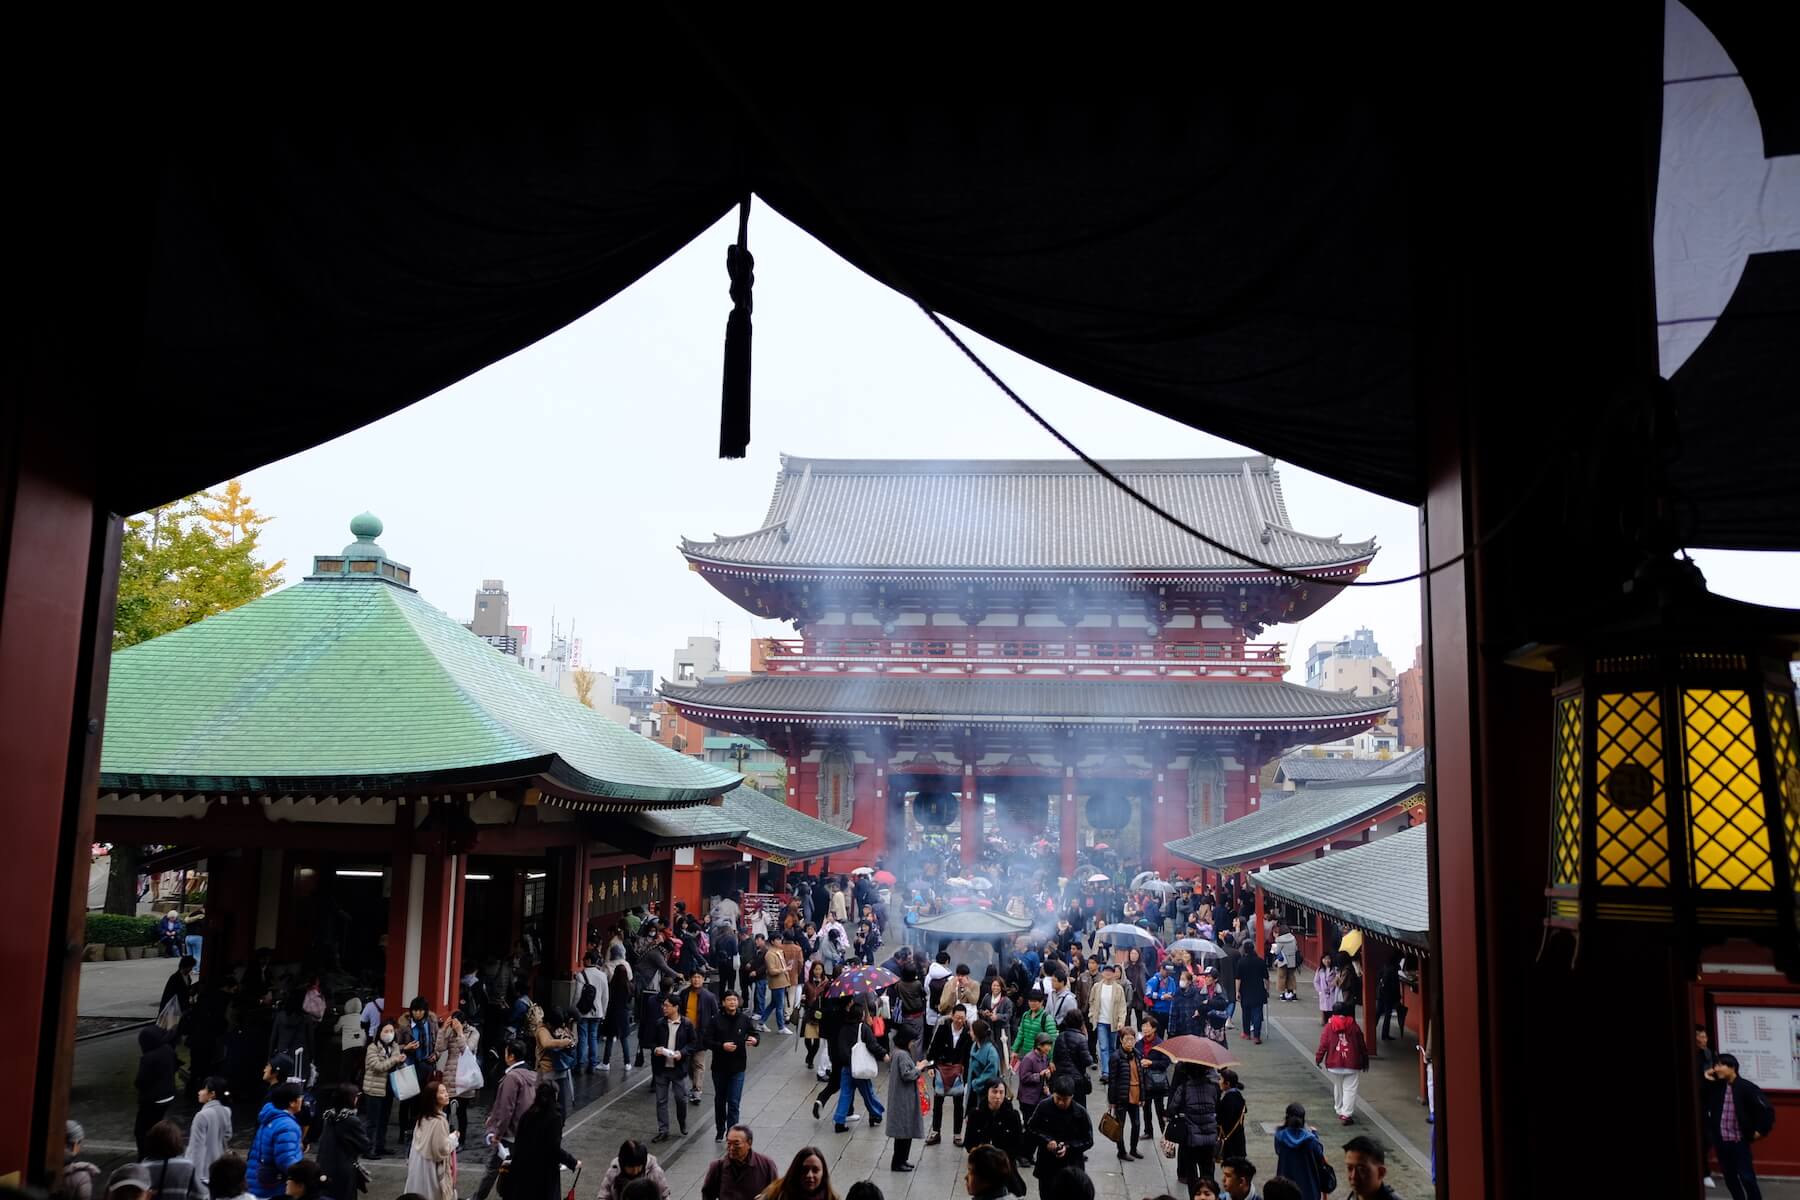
[551,846,581,975]
[0,440,116,1182]
[1362,942,1380,1058]
[1060,768,1078,876]
[384,806,415,1011]
[671,847,702,918]
[447,853,468,1003]
[1253,882,1265,957]
[960,758,979,868]
[416,826,452,1013]
[1415,14,1678,1193]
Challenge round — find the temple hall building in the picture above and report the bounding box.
[662,456,1393,873]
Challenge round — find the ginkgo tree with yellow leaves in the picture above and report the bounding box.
[113,480,287,651]
[105,481,285,911]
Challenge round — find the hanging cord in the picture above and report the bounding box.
[719,195,755,458]
[914,304,1548,588]
[673,30,1544,582]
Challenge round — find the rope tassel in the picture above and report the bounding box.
[719,196,755,458]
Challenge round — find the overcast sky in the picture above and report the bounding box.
[232,207,1797,686]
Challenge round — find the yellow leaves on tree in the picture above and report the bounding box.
[115,480,286,650]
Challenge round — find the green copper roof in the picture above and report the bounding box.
[101,576,741,805]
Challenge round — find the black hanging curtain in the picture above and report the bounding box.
[97,9,1798,548]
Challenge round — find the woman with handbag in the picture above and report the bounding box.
[1165,1062,1220,1189]
[1137,1019,1170,1143]
[830,1004,887,1133]
[404,1079,458,1200]
[882,1025,926,1171]
[800,964,830,1072]
[924,1006,972,1147]
[1215,1069,1247,1163]
[359,1022,408,1159]
[1103,1026,1147,1161]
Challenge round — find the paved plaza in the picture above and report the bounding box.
[73,958,1444,1196]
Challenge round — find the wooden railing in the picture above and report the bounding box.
[761,637,1286,666]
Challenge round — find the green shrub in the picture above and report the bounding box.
[84,913,158,946]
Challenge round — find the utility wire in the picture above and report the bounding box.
[671,23,1537,587]
[916,305,1541,589]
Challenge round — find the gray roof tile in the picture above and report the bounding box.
[662,675,1394,726]
[617,784,865,861]
[681,456,1376,573]
[1250,825,1430,949]
[1273,755,1389,784]
[1165,779,1426,868]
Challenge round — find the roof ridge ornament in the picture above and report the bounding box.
[307,512,416,589]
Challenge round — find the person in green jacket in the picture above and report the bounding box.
[1010,990,1058,1057]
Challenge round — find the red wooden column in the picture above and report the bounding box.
[960,757,980,868]
[383,812,415,1012]
[447,851,469,1002]
[1253,881,1266,958]
[1060,768,1078,876]
[1362,943,1379,1058]
[417,834,452,1012]
[0,433,115,1182]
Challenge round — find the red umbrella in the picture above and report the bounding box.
[1092,842,1111,851]
[1152,1035,1240,1069]
[873,870,897,885]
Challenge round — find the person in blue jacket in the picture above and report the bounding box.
[1272,1102,1333,1200]
[248,1081,305,1198]
[1144,962,1178,1028]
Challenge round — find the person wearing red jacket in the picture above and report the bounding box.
[1315,1001,1370,1124]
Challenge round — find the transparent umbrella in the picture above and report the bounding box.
[1095,923,1161,949]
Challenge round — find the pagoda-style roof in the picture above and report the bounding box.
[1252,825,1430,950]
[610,784,864,861]
[680,455,1376,577]
[102,518,740,805]
[662,674,1393,731]
[1166,778,1427,869]
[718,783,865,861]
[1273,746,1424,787]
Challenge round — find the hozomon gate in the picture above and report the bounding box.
[663,456,1393,872]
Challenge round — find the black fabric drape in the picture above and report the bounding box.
[95,13,1799,548]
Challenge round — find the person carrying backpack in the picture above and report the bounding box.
[1315,1001,1370,1124]
[574,953,609,1074]
[711,925,740,1003]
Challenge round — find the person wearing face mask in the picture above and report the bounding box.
[359,1022,408,1158]
[599,1140,671,1200]
[1170,969,1205,1038]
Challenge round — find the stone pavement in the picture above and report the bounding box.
[67,957,1800,1197]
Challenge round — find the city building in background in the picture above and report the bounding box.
[662,455,1392,872]
[466,578,529,657]
[1290,625,1400,759]
[1396,643,1426,750]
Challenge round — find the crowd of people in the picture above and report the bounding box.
[571,844,1407,1200]
[76,841,1412,1200]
